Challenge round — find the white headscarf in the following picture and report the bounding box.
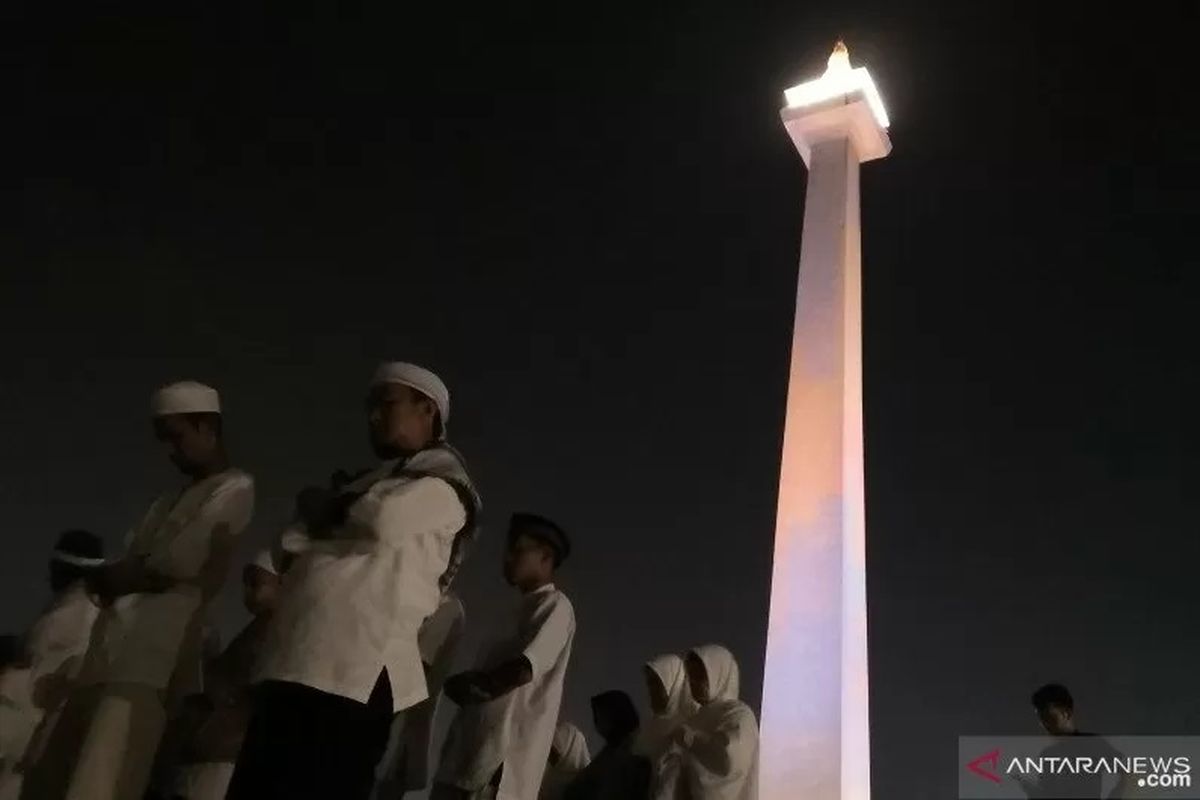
[690,644,739,705]
[539,721,591,800]
[635,653,699,758]
[553,722,591,771]
[653,646,759,800]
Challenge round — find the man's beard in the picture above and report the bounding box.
[371,437,417,460]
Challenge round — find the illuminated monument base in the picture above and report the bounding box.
[760,43,890,800]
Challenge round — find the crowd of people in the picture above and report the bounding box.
[0,363,761,800]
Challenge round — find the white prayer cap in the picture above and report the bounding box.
[50,550,105,568]
[151,381,221,416]
[249,549,278,576]
[370,362,450,428]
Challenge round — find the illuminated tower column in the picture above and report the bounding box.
[760,42,891,800]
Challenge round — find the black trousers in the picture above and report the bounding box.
[226,672,393,799]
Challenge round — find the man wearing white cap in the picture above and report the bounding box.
[22,382,255,800]
[229,362,481,800]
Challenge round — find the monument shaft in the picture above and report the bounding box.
[761,43,888,800]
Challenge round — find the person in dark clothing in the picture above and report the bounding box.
[1014,683,1130,800]
[565,690,650,800]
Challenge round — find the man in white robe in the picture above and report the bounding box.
[433,513,576,800]
[228,362,481,800]
[21,381,255,800]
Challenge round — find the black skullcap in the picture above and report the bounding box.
[1031,683,1074,711]
[54,529,104,561]
[508,512,571,567]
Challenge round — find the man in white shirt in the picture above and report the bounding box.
[228,362,481,800]
[21,381,255,800]
[433,513,576,800]
[23,532,104,700]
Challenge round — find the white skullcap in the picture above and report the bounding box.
[50,550,106,568]
[151,381,221,416]
[249,549,278,576]
[371,362,450,430]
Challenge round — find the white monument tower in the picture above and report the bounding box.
[760,42,890,800]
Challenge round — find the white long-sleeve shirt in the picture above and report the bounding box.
[437,584,576,800]
[77,469,255,690]
[255,475,467,711]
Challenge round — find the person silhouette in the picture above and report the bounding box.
[1014,683,1130,800]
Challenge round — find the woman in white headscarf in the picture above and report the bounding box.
[634,654,698,761]
[538,722,591,800]
[652,645,758,800]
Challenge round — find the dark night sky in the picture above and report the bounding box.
[2,2,1197,797]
